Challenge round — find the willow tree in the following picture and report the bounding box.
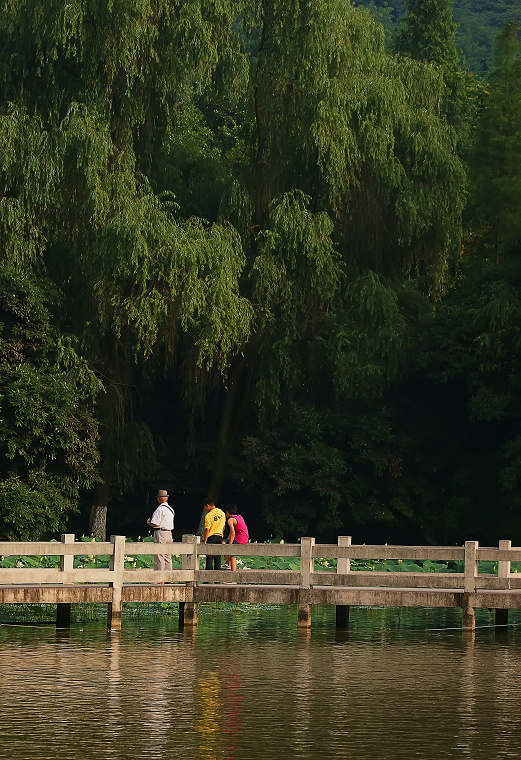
[393,0,478,146]
[0,0,467,536]
[394,0,458,67]
[0,0,253,537]
[194,0,466,502]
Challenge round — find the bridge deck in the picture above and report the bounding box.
[2,582,521,617]
[1,535,521,629]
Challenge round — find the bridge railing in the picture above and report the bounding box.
[1,535,521,591]
[0,535,195,586]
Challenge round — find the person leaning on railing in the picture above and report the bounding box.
[147,489,175,576]
[223,504,249,571]
[203,500,225,570]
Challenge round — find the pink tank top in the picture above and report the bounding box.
[233,514,249,544]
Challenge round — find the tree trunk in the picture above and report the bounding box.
[89,372,119,540]
[89,503,108,540]
[89,481,110,539]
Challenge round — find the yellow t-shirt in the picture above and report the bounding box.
[204,507,225,537]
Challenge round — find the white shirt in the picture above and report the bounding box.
[150,503,175,530]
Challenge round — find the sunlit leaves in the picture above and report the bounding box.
[246,0,465,285]
[0,105,59,266]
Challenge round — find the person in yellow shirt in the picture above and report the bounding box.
[203,500,225,570]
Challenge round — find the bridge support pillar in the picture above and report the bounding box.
[495,608,508,627]
[297,604,311,628]
[179,602,198,627]
[461,594,476,629]
[56,603,71,628]
[462,543,478,629]
[335,605,350,629]
[107,536,125,631]
[57,533,75,628]
[180,534,199,628]
[107,589,122,631]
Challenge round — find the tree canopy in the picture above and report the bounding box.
[0,1,519,545]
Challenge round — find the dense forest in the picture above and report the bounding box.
[356,0,521,74]
[0,0,520,546]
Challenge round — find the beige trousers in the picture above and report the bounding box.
[154,529,173,571]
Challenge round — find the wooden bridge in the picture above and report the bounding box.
[1,535,520,631]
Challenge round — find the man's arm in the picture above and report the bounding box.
[147,507,161,529]
[203,527,209,543]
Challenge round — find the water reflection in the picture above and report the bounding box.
[222,671,243,760]
[1,607,521,760]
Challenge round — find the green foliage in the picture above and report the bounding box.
[393,0,481,147]
[354,0,521,75]
[465,21,521,260]
[454,0,521,74]
[154,102,236,223]
[416,245,521,539]
[327,273,409,399]
[241,0,465,286]
[0,268,100,539]
[394,0,459,67]
[97,199,253,369]
[243,405,347,537]
[0,0,256,536]
[4,544,519,575]
[0,105,58,266]
[249,191,340,419]
[0,0,508,547]
[198,0,466,510]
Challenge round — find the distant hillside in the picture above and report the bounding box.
[353,0,521,74]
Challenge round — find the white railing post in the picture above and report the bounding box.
[300,537,315,590]
[496,539,512,627]
[107,535,125,631]
[336,536,351,629]
[462,540,478,629]
[60,533,75,577]
[298,537,315,629]
[464,541,478,593]
[180,534,200,627]
[57,534,75,626]
[182,534,200,586]
[337,536,351,577]
[498,539,511,585]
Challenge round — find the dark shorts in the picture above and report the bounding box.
[224,538,237,545]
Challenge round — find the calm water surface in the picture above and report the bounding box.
[1,605,521,760]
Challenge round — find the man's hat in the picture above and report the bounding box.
[156,489,168,498]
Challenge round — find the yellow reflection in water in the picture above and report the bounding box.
[195,670,224,758]
[194,666,245,760]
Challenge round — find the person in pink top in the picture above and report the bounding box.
[223,503,249,571]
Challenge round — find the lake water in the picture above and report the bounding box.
[1,604,521,760]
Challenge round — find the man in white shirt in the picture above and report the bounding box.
[147,489,175,572]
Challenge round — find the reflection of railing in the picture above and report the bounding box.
[1,535,520,631]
